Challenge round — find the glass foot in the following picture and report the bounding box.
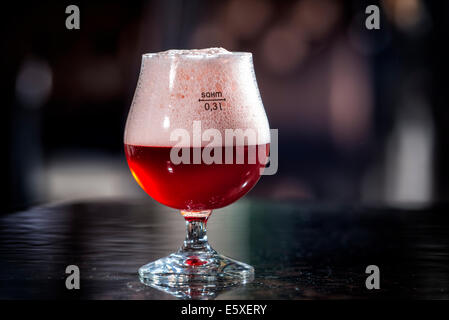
[139,212,253,288]
[138,250,254,286]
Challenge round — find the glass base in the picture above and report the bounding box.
[139,211,253,291]
[138,250,254,286]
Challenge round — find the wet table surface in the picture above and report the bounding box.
[0,198,448,299]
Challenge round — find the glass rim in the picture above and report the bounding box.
[142,50,252,59]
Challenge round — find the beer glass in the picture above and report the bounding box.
[124,48,270,285]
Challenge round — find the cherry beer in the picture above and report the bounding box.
[124,48,271,284]
[125,144,269,210]
[125,48,270,212]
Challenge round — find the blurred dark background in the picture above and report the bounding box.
[1,0,448,213]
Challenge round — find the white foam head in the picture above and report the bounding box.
[124,48,270,147]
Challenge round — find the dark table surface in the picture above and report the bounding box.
[0,198,448,299]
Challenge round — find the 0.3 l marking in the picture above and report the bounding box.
[203,102,223,111]
[198,98,226,102]
[199,91,226,111]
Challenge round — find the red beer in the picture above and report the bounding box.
[124,49,271,282]
[125,144,269,210]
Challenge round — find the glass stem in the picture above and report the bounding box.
[179,210,214,253]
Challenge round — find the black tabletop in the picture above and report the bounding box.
[0,199,448,299]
